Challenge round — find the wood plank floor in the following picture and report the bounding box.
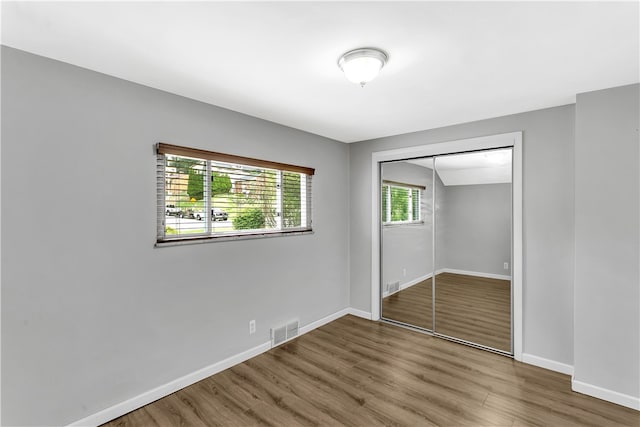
[382,273,511,352]
[104,315,639,427]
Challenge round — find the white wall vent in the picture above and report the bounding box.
[286,320,299,339]
[388,281,400,294]
[271,319,300,347]
[271,325,287,347]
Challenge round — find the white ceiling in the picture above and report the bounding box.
[2,1,638,143]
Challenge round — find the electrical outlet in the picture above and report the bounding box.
[249,320,256,335]
[403,268,407,277]
[504,262,509,270]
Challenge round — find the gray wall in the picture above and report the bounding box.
[350,105,576,366]
[574,84,639,399]
[434,170,447,274]
[439,183,512,276]
[1,47,350,426]
[381,161,433,287]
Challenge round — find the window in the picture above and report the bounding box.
[157,143,313,244]
[381,181,423,224]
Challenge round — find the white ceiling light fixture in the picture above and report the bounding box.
[338,47,388,87]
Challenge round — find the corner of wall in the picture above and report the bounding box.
[346,144,352,309]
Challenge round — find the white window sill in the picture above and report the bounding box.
[382,221,425,228]
[156,229,314,248]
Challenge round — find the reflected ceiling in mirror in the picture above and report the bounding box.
[408,148,512,186]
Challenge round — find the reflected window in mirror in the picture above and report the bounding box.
[381,182,422,225]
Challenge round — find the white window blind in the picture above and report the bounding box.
[157,143,313,243]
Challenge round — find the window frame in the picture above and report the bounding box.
[156,143,314,246]
[381,180,424,226]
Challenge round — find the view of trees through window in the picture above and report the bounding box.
[381,184,421,223]
[162,154,309,238]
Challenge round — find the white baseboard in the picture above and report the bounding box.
[499,353,639,410]
[299,308,350,335]
[383,273,433,297]
[441,268,511,281]
[572,379,640,411]
[400,273,432,291]
[348,307,372,320]
[521,353,574,375]
[68,307,357,427]
[67,340,272,426]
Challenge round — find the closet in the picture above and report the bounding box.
[380,148,513,354]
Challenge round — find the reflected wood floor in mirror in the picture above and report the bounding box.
[382,273,511,352]
[435,272,511,352]
[382,277,433,330]
[103,315,639,427]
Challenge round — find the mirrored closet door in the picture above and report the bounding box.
[380,148,513,354]
[380,158,434,331]
[434,149,512,352]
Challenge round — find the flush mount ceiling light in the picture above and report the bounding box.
[338,48,388,87]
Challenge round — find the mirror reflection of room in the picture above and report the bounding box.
[381,148,512,353]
